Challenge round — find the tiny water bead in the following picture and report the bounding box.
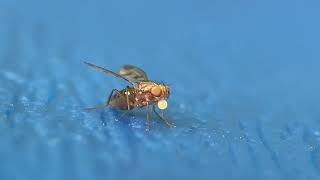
[157,99,168,110]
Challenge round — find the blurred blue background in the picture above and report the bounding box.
[0,0,319,179]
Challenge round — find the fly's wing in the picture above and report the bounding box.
[119,65,148,83]
[84,61,134,85]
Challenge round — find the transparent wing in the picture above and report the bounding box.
[84,61,134,85]
[119,65,148,82]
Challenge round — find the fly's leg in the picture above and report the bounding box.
[152,105,176,128]
[107,89,132,121]
[85,89,123,112]
[116,110,130,121]
[84,89,122,112]
[146,103,150,131]
[107,89,124,105]
[107,89,131,110]
[125,89,131,111]
[84,104,106,112]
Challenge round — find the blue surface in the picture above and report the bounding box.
[1,1,320,179]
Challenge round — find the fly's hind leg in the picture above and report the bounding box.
[152,105,176,128]
[107,89,131,109]
[85,89,123,112]
[107,89,123,105]
[107,89,132,121]
[84,104,107,112]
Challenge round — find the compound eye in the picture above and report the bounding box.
[151,86,162,97]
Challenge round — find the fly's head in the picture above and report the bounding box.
[137,81,170,109]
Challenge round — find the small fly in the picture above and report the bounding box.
[84,61,175,131]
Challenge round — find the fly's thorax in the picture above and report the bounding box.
[135,81,169,103]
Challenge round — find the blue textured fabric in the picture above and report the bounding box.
[1,1,320,180]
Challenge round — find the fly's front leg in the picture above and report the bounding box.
[146,103,150,131]
[152,105,176,128]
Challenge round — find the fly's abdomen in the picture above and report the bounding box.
[108,89,136,110]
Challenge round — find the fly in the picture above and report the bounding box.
[84,61,175,131]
